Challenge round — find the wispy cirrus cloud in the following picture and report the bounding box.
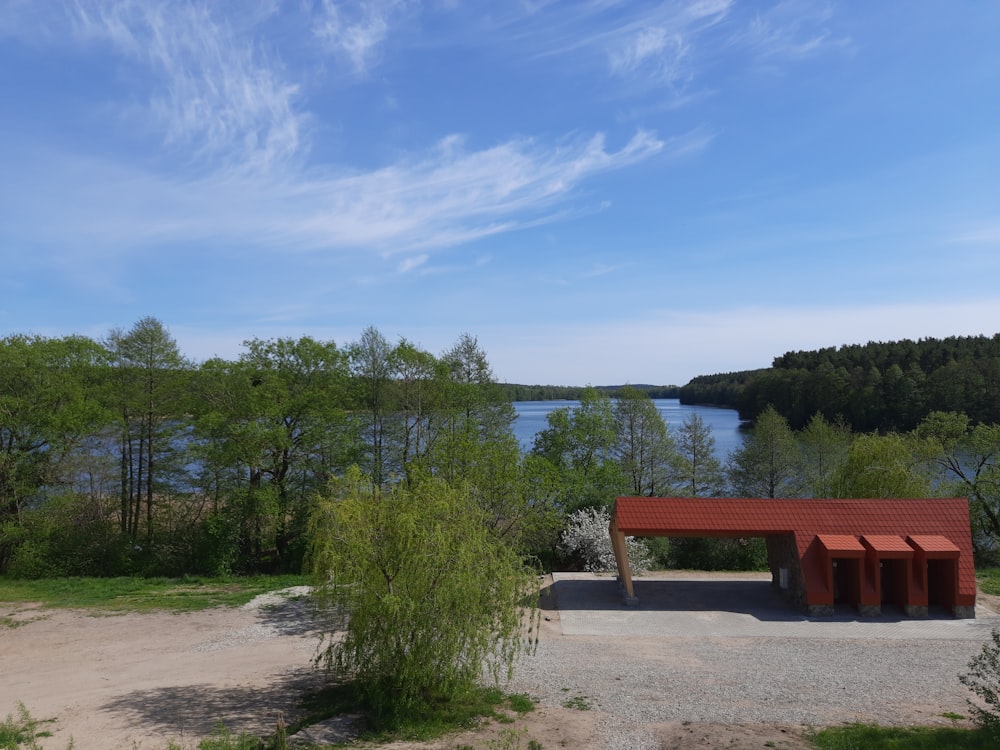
[69,0,304,172]
[6,127,676,257]
[247,128,671,252]
[0,2,693,274]
[397,254,429,273]
[734,0,852,63]
[313,0,411,75]
[603,0,730,90]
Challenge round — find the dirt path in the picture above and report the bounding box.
[1,593,325,748]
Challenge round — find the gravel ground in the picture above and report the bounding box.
[3,576,995,749]
[502,573,999,750]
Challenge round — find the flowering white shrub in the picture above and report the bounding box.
[559,506,651,574]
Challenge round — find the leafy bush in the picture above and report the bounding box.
[309,469,540,725]
[0,703,60,750]
[558,506,650,574]
[960,627,1000,732]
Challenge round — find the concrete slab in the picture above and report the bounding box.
[552,572,1000,640]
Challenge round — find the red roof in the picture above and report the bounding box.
[612,497,976,609]
[862,535,915,556]
[818,534,866,556]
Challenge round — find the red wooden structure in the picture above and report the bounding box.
[609,497,976,618]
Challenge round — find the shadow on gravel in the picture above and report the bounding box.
[100,670,326,740]
[555,577,966,623]
[254,596,326,637]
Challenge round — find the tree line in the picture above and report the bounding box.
[501,383,681,401]
[0,318,547,577]
[679,334,1000,432]
[4,319,1000,580]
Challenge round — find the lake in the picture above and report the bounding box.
[512,398,745,460]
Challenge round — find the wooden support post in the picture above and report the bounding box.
[609,515,637,604]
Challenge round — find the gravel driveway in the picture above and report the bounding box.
[507,573,1000,750]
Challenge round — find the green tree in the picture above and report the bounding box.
[531,387,624,512]
[347,326,398,487]
[0,335,111,574]
[727,405,800,498]
[309,469,539,724]
[916,411,1000,550]
[833,432,932,498]
[194,336,350,571]
[105,317,190,543]
[0,335,108,524]
[611,386,680,496]
[798,412,851,498]
[432,334,518,483]
[674,412,726,497]
[418,335,558,549]
[391,339,446,486]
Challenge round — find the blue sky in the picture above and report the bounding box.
[2,1,999,386]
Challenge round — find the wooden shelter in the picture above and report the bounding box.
[609,497,977,618]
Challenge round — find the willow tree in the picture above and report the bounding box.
[309,469,538,723]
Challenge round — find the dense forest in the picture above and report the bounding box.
[4,321,1000,579]
[679,334,1000,432]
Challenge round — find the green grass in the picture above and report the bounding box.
[976,567,1000,596]
[0,703,55,750]
[809,723,999,750]
[560,694,591,711]
[291,683,535,745]
[0,574,309,613]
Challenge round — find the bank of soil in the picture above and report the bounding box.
[0,576,994,749]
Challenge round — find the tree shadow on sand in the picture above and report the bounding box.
[100,669,327,741]
[252,593,326,638]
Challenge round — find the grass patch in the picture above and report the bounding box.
[0,703,55,750]
[292,682,535,745]
[560,694,591,711]
[976,567,1000,596]
[506,694,535,714]
[0,574,309,613]
[809,723,999,749]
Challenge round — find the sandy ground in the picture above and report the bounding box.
[1,578,994,750]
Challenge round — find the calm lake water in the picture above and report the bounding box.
[512,398,745,460]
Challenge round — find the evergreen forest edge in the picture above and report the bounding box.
[3,319,1000,581]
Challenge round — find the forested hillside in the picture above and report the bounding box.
[680,334,1000,431]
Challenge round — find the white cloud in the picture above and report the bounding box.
[313,0,410,75]
[70,0,304,172]
[588,1,731,93]
[735,0,852,63]
[6,127,669,257]
[397,254,429,273]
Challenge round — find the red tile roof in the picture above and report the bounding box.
[612,497,976,609]
[908,534,961,555]
[862,535,915,555]
[818,534,866,555]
